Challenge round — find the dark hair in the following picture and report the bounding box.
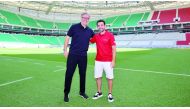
[96,19,106,26]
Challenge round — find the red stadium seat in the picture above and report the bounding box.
[178,7,190,22]
[176,32,190,45]
[158,9,176,24]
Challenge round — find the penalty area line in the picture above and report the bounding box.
[0,77,33,87]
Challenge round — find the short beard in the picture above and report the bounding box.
[98,29,105,33]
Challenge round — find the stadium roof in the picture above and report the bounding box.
[1,1,190,22]
[1,1,190,15]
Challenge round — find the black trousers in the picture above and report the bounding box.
[64,54,87,95]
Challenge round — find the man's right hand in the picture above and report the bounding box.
[64,51,69,58]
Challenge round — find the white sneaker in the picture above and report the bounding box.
[92,92,103,100]
[108,93,114,102]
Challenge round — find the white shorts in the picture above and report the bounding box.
[94,61,114,79]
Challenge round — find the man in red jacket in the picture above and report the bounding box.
[90,19,116,102]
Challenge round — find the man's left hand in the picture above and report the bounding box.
[111,61,115,68]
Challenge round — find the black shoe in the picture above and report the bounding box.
[108,93,114,102]
[92,92,103,99]
[64,95,69,102]
[79,93,89,99]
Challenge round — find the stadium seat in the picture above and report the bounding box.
[158,9,176,24]
[151,11,159,20]
[178,7,190,22]
[176,32,190,45]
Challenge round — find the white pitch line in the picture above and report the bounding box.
[6,59,13,60]
[56,66,64,68]
[33,63,45,65]
[18,60,26,63]
[53,69,65,72]
[115,68,190,77]
[0,77,33,87]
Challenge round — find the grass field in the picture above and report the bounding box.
[0,48,190,107]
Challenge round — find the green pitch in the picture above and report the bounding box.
[0,48,190,106]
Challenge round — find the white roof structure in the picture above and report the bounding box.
[0,1,190,22]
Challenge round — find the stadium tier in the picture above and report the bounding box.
[176,32,190,45]
[0,10,25,26]
[112,15,129,27]
[104,16,118,26]
[151,11,159,20]
[1,7,190,30]
[1,7,190,48]
[151,7,190,24]
[88,12,150,29]
[159,9,176,24]
[115,32,187,48]
[0,31,189,48]
[0,9,150,30]
[125,13,145,27]
[0,33,65,47]
[0,9,71,30]
[141,12,150,21]
[178,7,190,22]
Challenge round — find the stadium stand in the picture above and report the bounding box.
[0,9,71,30]
[159,9,176,24]
[1,5,190,48]
[176,32,190,45]
[17,14,40,28]
[112,15,129,28]
[151,7,190,24]
[89,12,149,29]
[0,33,65,48]
[115,32,186,48]
[178,7,190,22]
[151,11,159,20]
[126,13,144,26]
[0,10,25,26]
[104,16,118,26]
